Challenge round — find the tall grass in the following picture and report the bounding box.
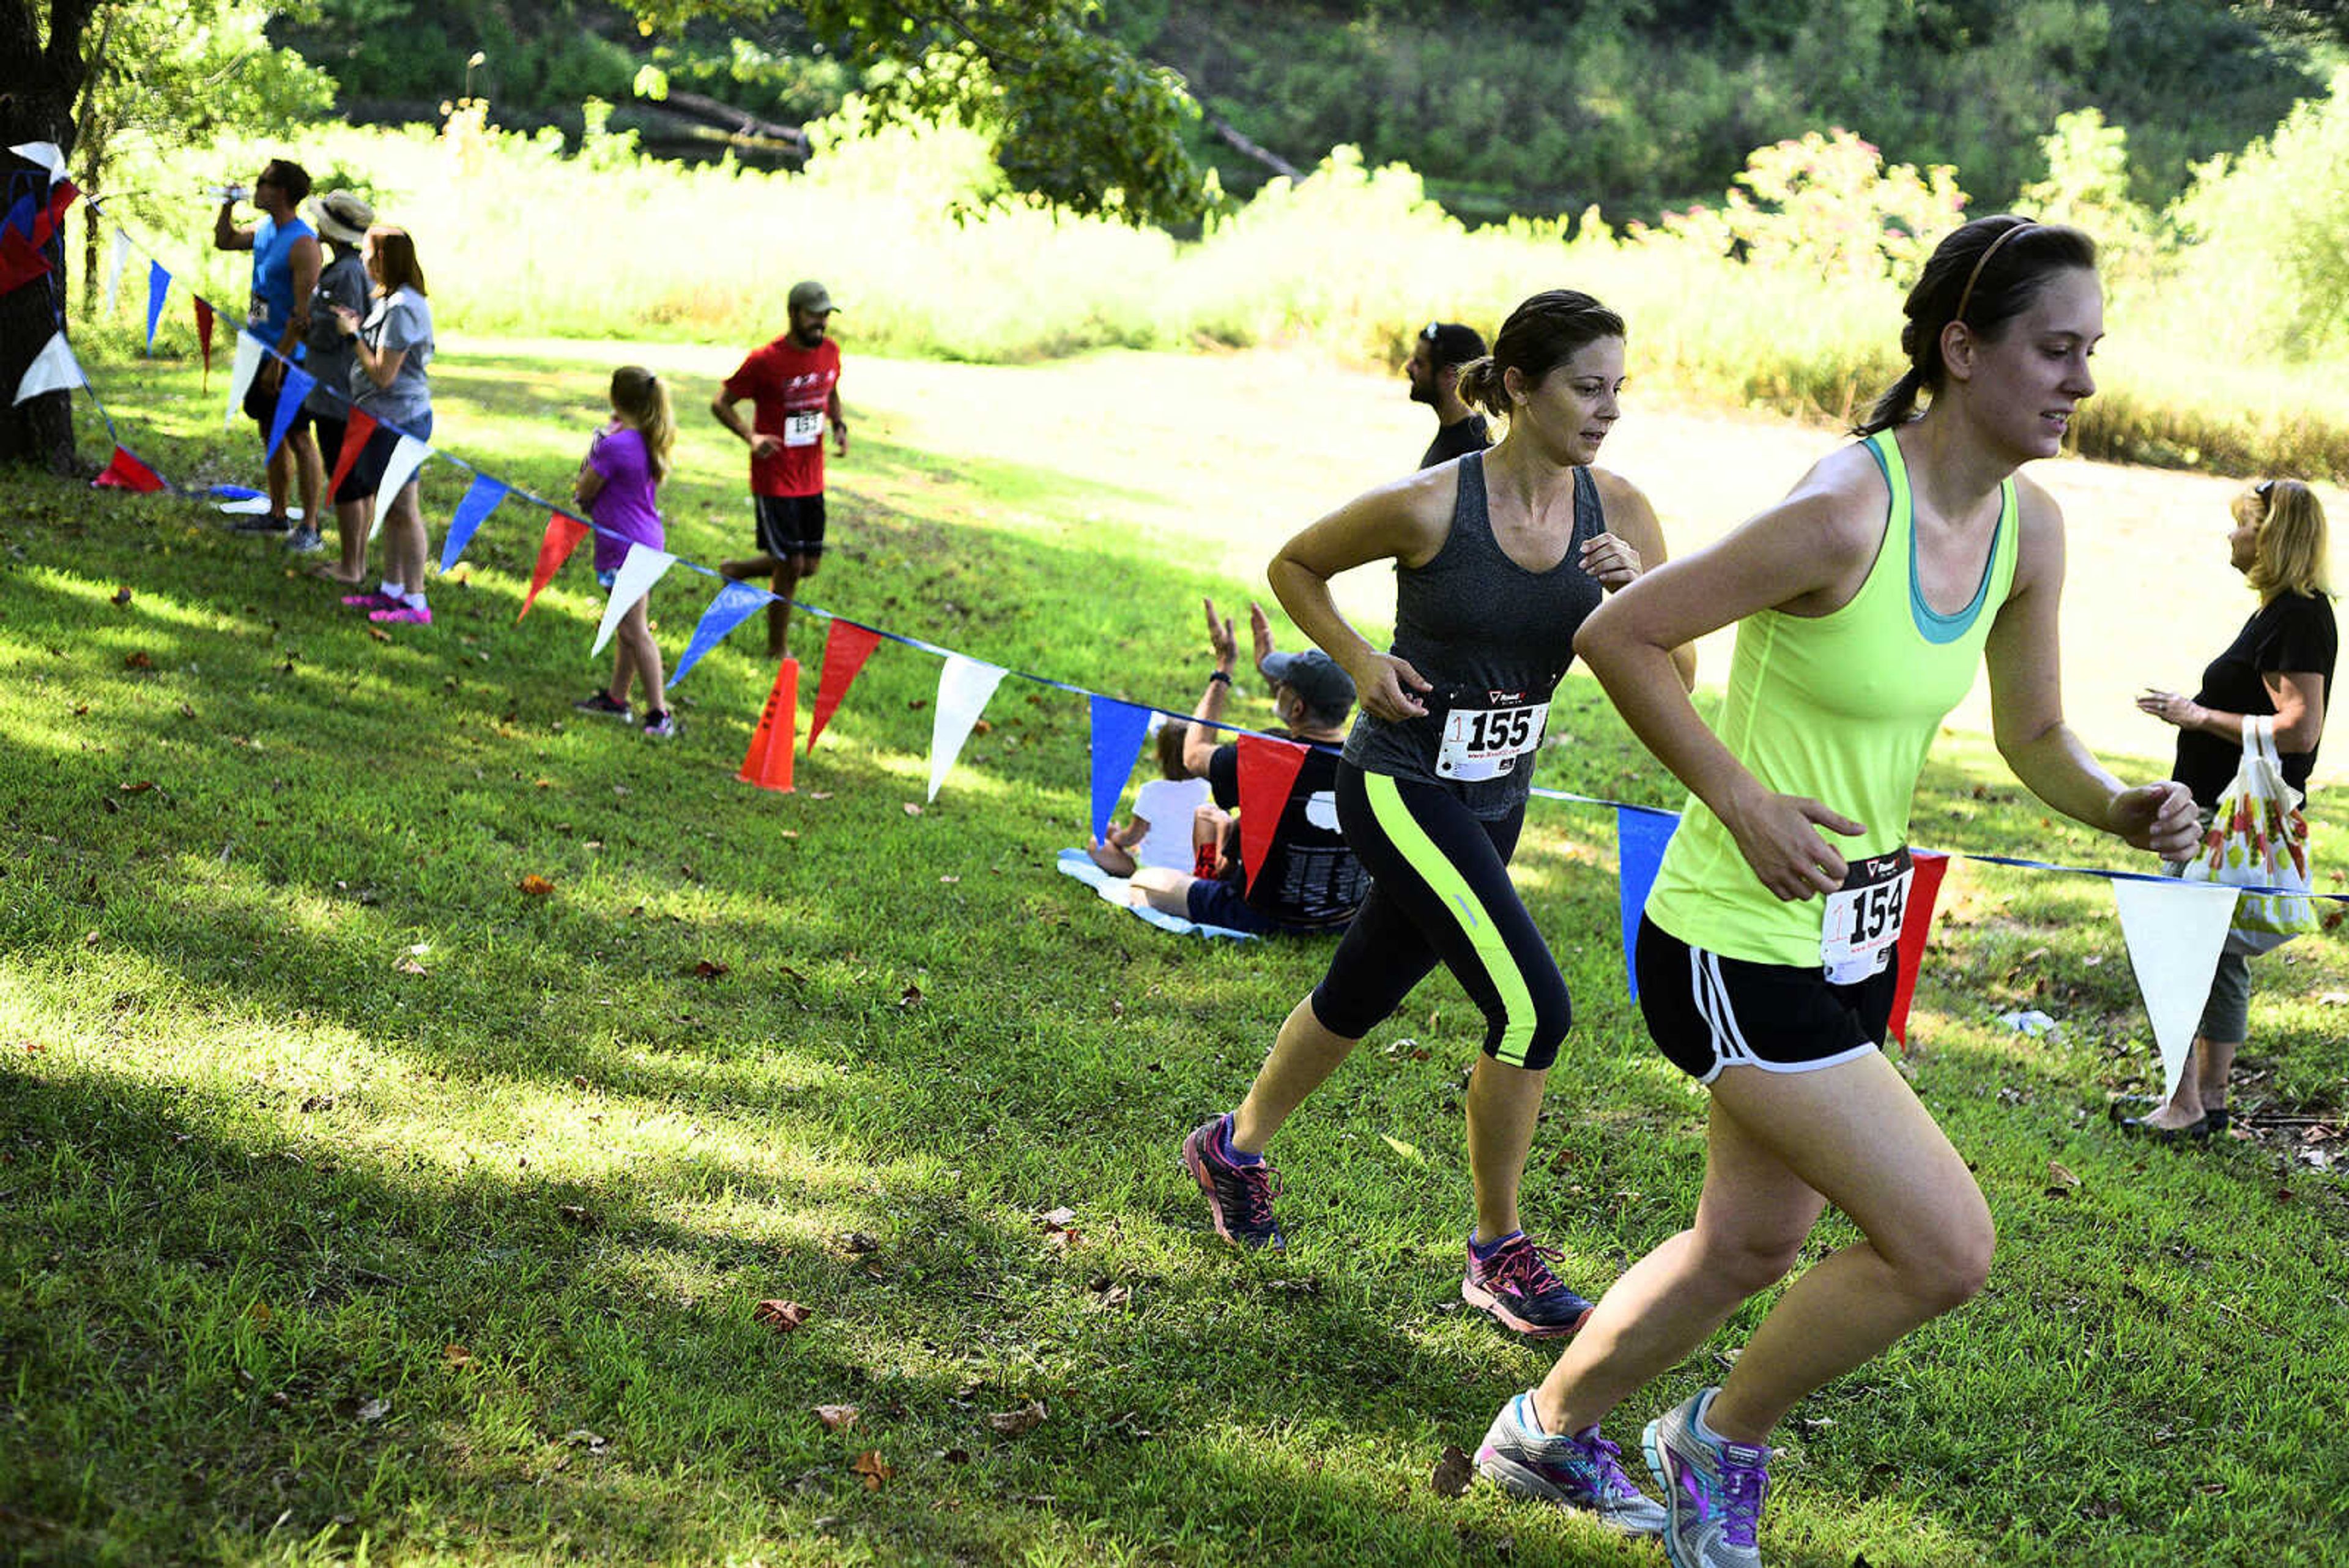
[71,105,2349,477]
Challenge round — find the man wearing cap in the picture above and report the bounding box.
[1407,320,1491,470]
[291,189,376,562]
[714,280,848,661]
[1130,600,1370,935]
[212,157,322,537]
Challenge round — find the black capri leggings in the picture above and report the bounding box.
[1310,762,1570,1070]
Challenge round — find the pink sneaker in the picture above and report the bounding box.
[368,604,432,626]
[341,591,398,610]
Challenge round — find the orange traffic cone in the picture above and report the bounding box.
[738,658,799,792]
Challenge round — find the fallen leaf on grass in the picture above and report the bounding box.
[985,1399,1047,1438]
[754,1299,812,1334]
[557,1204,594,1228]
[2046,1161,2082,1195]
[852,1450,893,1489]
[691,959,730,980]
[443,1344,473,1368]
[814,1403,860,1432]
[1380,1134,1425,1164]
[1430,1443,1475,1498]
[807,790,833,800]
[124,650,150,669]
[355,1397,390,1423]
[518,874,555,897]
[898,984,923,1008]
[117,779,156,795]
[395,956,428,976]
[246,1301,273,1326]
[366,625,392,643]
[1038,1206,1078,1230]
[561,1429,608,1451]
[835,1230,880,1255]
[902,802,924,817]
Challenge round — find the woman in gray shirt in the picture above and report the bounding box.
[332,225,436,626]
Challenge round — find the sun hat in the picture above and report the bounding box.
[306,190,376,246]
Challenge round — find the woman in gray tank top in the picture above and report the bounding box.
[1181,292,1693,1411]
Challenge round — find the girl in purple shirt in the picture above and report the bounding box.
[573,366,679,736]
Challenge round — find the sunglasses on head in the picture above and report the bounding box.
[2256,480,2276,499]
[1420,322,1442,341]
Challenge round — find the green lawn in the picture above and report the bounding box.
[2,342,2345,1567]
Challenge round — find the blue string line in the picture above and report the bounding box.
[76,210,2349,904]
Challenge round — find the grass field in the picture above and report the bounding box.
[2,340,2347,1567]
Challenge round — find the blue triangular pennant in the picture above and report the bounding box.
[439,475,508,571]
[145,261,168,352]
[1087,696,1156,841]
[670,578,771,684]
[264,366,316,461]
[1616,805,1680,1000]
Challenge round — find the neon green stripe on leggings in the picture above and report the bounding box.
[1362,771,1538,1066]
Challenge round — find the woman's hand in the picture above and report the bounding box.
[2136,688,2203,730]
[332,304,360,338]
[1578,530,1646,592]
[1346,651,1433,723]
[1720,785,1868,902]
[1203,597,1239,671]
[2109,779,2201,858]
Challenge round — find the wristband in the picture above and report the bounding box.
[1207,670,1233,686]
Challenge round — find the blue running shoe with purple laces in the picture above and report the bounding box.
[1181,1115,1284,1251]
[1476,1391,1667,1534]
[1643,1387,1772,1568]
[1462,1230,1594,1336]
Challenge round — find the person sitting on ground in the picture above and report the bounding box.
[1129,599,1370,935]
[1409,319,1493,470]
[1089,721,1214,877]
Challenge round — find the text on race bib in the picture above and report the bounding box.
[1820,847,1913,984]
[1436,700,1550,782]
[783,409,826,447]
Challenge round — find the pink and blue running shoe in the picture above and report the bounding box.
[1644,1387,1772,1568]
[1475,1390,1667,1533]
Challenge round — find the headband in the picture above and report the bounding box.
[1952,222,2036,326]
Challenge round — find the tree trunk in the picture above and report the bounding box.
[1,0,98,473]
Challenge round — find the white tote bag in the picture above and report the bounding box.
[2181,716,2318,956]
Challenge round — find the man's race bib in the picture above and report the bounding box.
[1820,847,1913,984]
[1436,697,1549,782]
[782,409,826,447]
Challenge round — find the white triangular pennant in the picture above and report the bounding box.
[590,544,677,656]
[8,142,67,184]
[105,226,131,314]
[2113,877,2241,1105]
[223,331,265,428]
[12,330,83,404]
[927,655,1006,801]
[364,436,434,538]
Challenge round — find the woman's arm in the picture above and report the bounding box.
[574,456,607,508]
[1574,480,1874,901]
[1587,472,1696,691]
[1986,487,2200,855]
[1267,470,1454,721]
[2138,672,2327,754]
[338,306,409,390]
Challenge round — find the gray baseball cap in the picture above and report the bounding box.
[788,280,837,314]
[1262,649,1356,716]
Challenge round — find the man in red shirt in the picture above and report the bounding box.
[714,280,848,659]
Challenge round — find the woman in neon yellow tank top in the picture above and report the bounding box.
[1469,218,2203,1567]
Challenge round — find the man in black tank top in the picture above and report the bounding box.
[1409,321,1493,470]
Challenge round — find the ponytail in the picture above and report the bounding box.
[610,365,675,483]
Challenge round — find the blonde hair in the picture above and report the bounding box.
[609,365,675,484]
[2238,480,2332,601]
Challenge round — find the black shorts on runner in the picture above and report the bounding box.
[246,369,312,437]
[314,414,347,475]
[1635,913,1894,1085]
[335,423,404,504]
[754,493,826,560]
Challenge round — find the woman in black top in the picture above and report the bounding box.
[2132,478,2336,1138]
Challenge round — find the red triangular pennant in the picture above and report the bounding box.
[516,512,589,620]
[326,407,377,501]
[1888,850,1951,1046]
[193,298,215,387]
[807,619,884,753]
[1236,732,1311,893]
[21,181,78,252]
[0,226,50,294]
[92,446,166,494]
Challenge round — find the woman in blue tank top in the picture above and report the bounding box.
[1181,291,1691,1358]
